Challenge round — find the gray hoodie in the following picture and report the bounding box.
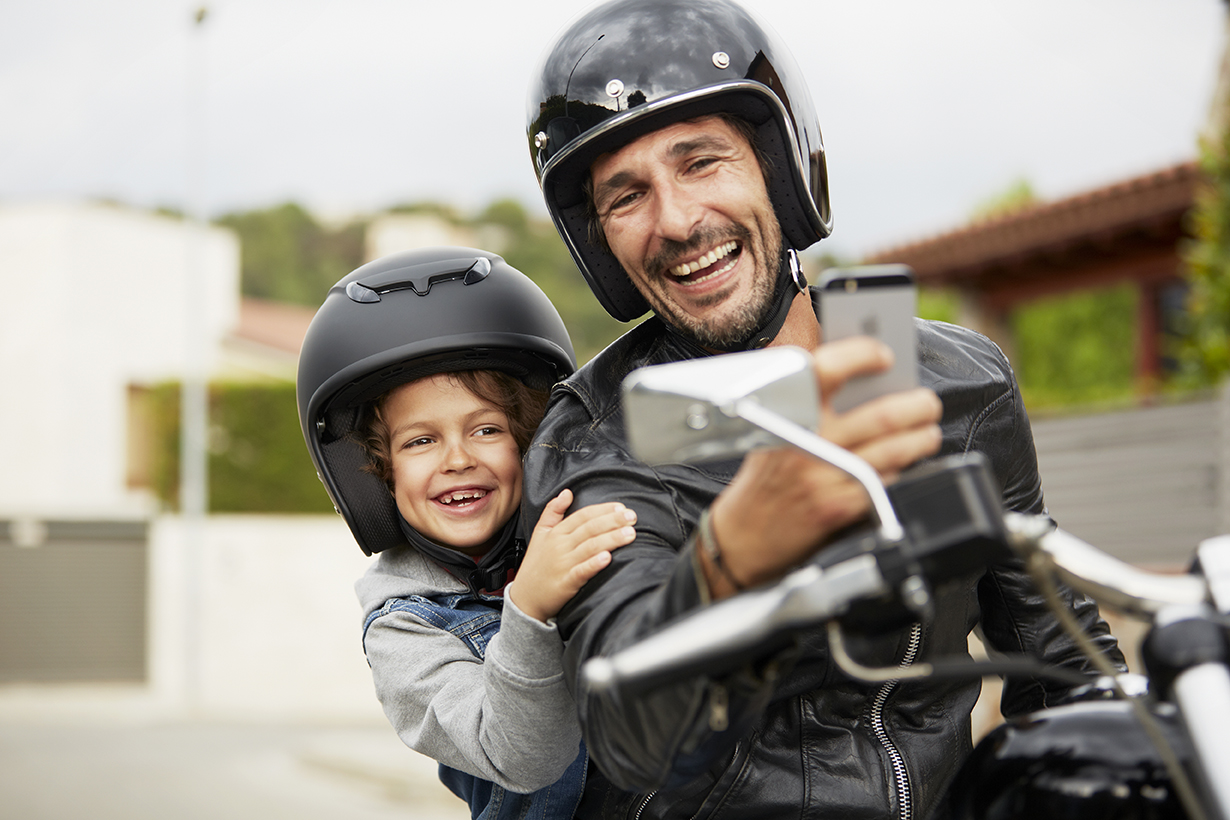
[355,546,583,793]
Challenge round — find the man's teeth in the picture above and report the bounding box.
[440,490,488,505]
[670,241,738,278]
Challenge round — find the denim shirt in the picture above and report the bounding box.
[364,591,587,820]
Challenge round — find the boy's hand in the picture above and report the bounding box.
[508,489,637,623]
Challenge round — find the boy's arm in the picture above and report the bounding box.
[359,563,582,792]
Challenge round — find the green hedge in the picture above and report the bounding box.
[149,381,335,514]
[1011,284,1138,408]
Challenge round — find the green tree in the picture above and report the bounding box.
[148,381,334,514]
[1011,285,1138,407]
[1178,133,1230,386]
[217,202,365,306]
[971,178,1039,221]
[951,177,1136,408]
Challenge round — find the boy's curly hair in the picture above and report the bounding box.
[358,370,549,489]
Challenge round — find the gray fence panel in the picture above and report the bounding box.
[1031,389,1228,566]
[0,519,148,683]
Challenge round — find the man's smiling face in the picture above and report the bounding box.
[590,115,782,349]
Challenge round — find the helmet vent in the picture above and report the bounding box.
[345,281,380,303]
[349,256,492,301]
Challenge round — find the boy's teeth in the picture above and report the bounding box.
[670,241,738,278]
[441,490,487,505]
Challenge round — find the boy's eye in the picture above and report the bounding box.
[403,436,433,449]
[475,426,503,437]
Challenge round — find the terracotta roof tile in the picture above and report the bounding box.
[865,161,1201,283]
[235,297,317,356]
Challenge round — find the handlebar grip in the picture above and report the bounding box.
[582,555,887,696]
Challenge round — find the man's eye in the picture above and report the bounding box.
[687,157,717,173]
[608,191,641,212]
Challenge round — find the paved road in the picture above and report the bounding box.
[0,715,470,820]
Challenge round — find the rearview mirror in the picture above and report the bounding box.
[621,347,904,542]
[623,346,819,464]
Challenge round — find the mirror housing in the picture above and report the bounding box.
[623,346,819,464]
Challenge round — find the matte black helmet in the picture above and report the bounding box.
[526,0,832,322]
[296,247,576,556]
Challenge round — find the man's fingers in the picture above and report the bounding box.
[852,424,944,478]
[812,337,893,400]
[825,388,943,449]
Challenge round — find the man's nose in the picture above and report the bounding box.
[653,181,703,242]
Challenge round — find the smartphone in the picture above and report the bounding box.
[818,264,919,413]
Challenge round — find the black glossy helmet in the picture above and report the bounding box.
[526,0,832,322]
[296,247,576,556]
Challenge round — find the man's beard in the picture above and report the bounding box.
[641,221,784,350]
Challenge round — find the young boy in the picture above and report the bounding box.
[297,247,630,819]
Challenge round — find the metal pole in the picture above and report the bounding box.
[181,5,210,712]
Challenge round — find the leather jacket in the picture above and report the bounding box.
[522,297,1125,820]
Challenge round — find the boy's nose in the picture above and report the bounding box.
[442,439,476,471]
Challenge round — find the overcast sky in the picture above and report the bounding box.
[0,0,1224,260]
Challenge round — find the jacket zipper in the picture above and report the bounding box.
[634,790,656,820]
[869,621,922,820]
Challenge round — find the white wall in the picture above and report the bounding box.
[0,202,239,519]
[149,514,387,723]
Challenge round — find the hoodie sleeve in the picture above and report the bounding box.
[357,554,582,793]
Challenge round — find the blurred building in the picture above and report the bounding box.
[364,211,508,262]
[866,161,1230,565]
[0,201,379,722]
[0,201,238,518]
[866,161,1200,384]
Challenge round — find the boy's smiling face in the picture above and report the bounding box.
[383,373,523,556]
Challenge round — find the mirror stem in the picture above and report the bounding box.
[729,399,906,543]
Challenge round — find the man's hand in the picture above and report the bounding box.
[702,337,942,597]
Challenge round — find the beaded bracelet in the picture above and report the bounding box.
[697,508,745,592]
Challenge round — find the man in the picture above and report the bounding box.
[522,1,1124,817]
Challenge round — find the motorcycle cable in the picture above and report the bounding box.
[1025,548,1209,820]
[825,621,1092,687]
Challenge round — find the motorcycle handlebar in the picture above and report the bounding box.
[584,554,887,695]
[1007,512,1209,616]
[581,511,1214,696]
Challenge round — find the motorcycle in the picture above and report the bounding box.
[583,346,1230,820]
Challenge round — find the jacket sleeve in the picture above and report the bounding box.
[361,588,583,792]
[951,329,1127,716]
[522,391,775,791]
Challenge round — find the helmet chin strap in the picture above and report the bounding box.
[710,247,808,352]
[396,513,526,596]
